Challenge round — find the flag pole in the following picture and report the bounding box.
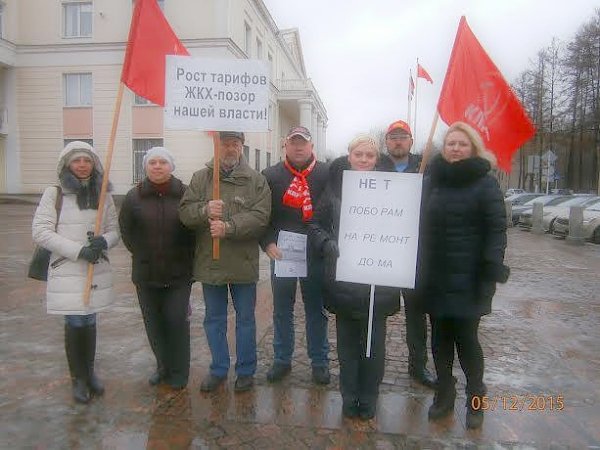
[419,111,440,174]
[211,132,221,260]
[407,69,413,127]
[366,284,375,357]
[414,58,420,151]
[83,82,125,306]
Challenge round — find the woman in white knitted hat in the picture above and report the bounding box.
[119,147,195,389]
[32,141,120,404]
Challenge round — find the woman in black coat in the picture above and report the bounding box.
[421,122,509,429]
[119,147,195,389]
[309,135,401,421]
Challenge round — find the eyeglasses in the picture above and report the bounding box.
[388,134,411,141]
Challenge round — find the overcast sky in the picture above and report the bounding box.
[262,0,597,156]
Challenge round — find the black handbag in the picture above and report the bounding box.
[28,187,63,281]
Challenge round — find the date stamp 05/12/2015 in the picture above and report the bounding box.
[471,394,565,412]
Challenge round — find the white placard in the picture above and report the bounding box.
[274,230,307,278]
[165,56,269,132]
[336,171,423,288]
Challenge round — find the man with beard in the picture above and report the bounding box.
[380,120,436,389]
[180,131,271,393]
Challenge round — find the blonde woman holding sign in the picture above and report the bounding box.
[309,135,401,421]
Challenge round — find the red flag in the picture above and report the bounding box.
[417,64,433,83]
[121,0,189,106]
[409,75,415,100]
[437,17,535,171]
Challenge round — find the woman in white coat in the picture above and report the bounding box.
[32,141,119,404]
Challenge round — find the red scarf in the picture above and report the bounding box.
[282,156,317,221]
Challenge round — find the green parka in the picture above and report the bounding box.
[179,158,271,285]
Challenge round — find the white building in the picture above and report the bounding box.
[0,0,327,194]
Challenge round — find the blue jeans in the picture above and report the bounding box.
[270,260,329,367]
[65,314,96,327]
[202,283,257,377]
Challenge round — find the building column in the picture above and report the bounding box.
[298,99,313,133]
[4,67,19,193]
[316,116,324,158]
[321,122,327,159]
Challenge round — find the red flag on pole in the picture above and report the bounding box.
[409,74,415,100]
[417,64,433,83]
[121,0,189,106]
[437,16,535,172]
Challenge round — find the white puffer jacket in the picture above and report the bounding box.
[32,142,120,315]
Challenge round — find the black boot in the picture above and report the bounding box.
[428,377,456,420]
[65,325,90,404]
[83,324,104,396]
[466,396,484,429]
[466,384,486,429]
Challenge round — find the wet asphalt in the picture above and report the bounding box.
[1,201,599,449]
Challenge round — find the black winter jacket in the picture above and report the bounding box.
[119,177,195,287]
[308,156,401,319]
[420,155,509,318]
[260,157,329,261]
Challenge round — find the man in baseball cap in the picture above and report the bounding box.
[381,119,436,389]
[286,126,312,141]
[260,124,331,386]
[382,120,419,173]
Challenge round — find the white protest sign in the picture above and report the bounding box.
[336,171,423,288]
[164,56,269,132]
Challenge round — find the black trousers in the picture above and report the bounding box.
[402,290,429,371]
[136,283,191,385]
[336,315,387,407]
[430,316,485,394]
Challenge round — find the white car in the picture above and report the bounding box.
[518,196,599,232]
[505,188,525,198]
[553,202,600,244]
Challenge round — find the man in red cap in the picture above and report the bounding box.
[381,119,436,389]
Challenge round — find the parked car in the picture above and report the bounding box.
[510,195,572,226]
[553,202,600,244]
[505,192,544,206]
[518,195,599,232]
[505,188,525,197]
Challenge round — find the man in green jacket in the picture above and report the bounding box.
[179,131,271,393]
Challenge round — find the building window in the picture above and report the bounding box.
[244,22,251,55]
[255,148,261,171]
[134,94,153,106]
[268,52,273,78]
[266,151,271,168]
[133,138,163,183]
[243,145,249,162]
[256,38,262,59]
[64,73,92,106]
[63,2,92,38]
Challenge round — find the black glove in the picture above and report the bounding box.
[322,239,340,258]
[88,235,108,251]
[78,246,100,263]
